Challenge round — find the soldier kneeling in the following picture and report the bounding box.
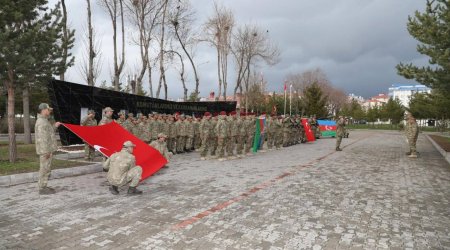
[103,141,143,195]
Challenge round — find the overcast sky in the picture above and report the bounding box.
[51,0,427,99]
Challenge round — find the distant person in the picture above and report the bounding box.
[99,107,114,125]
[103,141,143,195]
[336,115,345,151]
[405,113,419,158]
[80,109,97,161]
[35,103,61,195]
[150,133,172,164]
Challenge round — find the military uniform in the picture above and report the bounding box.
[244,115,254,154]
[266,116,275,149]
[336,117,345,151]
[193,118,201,150]
[176,117,187,153]
[103,141,143,195]
[210,116,218,157]
[200,114,212,158]
[274,117,283,149]
[282,117,291,147]
[236,115,246,156]
[185,117,195,151]
[99,107,114,125]
[227,113,238,157]
[80,111,98,160]
[405,116,419,157]
[215,113,228,160]
[150,133,173,162]
[167,117,177,153]
[35,109,59,193]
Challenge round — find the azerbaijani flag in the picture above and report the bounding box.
[252,116,266,152]
[317,120,337,137]
[62,122,167,181]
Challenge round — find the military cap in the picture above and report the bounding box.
[204,112,211,117]
[128,113,134,117]
[157,133,167,138]
[219,111,226,116]
[230,111,236,116]
[87,109,95,115]
[123,141,136,148]
[241,113,246,117]
[104,107,113,112]
[38,103,53,111]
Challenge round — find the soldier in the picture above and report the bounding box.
[274,116,283,149]
[103,141,143,195]
[99,107,114,125]
[215,111,228,161]
[150,115,160,142]
[210,114,219,158]
[160,115,170,144]
[266,114,275,150]
[123,113,134,132]
[405,113,419,158]
[200,112,212,160]
[150,133,173,163]
[35,103,61,195]
[116,111,126,127]
[336,115,345,151]
[175,115,187,153]
[167,115,177,154]
[227,111,238,159]
[193,117,201,151]
[236,113,246,157]
[80,109,97,161]
[137,113,150,142]
[244,113,254,155]
[282,116,291,147]
[185,116,195,152]
[130,115,140,136]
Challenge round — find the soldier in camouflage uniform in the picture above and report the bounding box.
[150,133,173,163]
[274,116,283,149]
[200,112,212,160]
[81,109,98,160]
[185,116,195,152]
[335,115,345,151]
[167,116,177,154]
[99,107,114,125]
[116,111,126,127]
[227,111,238,159]
[130,116,140,136]
[176,115,187,153]
[236,113,246,157]
[160,115,170,143]
[35,103,61,195]
[215,111,228,161]
[193,117,201,151]
[282,116,292,147]
[266,115,275,150]
[103,141,143,195]
[123,113,134,132]
[137,113,150,142]
[210,114,218,158]
[405,113,419,158]
[244,113,254,155]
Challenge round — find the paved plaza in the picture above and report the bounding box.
[0,130,449,249]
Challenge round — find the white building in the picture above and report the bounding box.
[388,84,431,108]
[362,93,389,110]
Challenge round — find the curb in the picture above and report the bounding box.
[426,134,450,165]
[0,163,103,187]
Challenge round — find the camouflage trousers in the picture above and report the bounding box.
[200,135,210,157]
[167,137,177,153]
[112,166,142,187]
[177,136,186,152]
[38,153,53,189]
[275,133,283,148]
[336,135,343,149]
[283,131,290,147]
[194,135,201,150]
[84,143,95,160]
[236,135,245,155]
[267,133,274,149]
[227,136,236,156]
[217,137,226,158]
[407,135,418,154]
[245,135,254,153]
[186,136,194,150]
[210,136,218,156]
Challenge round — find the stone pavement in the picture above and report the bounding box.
[0,130,449,249]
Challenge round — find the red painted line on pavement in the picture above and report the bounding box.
[171,133,373,231]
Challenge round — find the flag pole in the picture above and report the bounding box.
[289,84,292,116]
[283,82,287,116]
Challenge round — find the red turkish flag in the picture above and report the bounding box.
[62,122,167,181]
[301,118,315,142]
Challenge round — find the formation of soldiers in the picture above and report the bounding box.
[82,108,322,162]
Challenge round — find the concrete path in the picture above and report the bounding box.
[0,130,449,249]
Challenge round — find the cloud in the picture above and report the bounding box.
[51,0,428,99]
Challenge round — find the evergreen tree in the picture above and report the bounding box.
[0,0,73,162]
[382,98,404,125]
[303,82,328,118]
[396,0,450,94]
[366,106,380,126]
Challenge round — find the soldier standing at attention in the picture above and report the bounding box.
[80,109,98,161]
[266,114,275,150]
[405,113,419,158]
[336,115,345,151]
[175,115,187,153]
[167,115,177,154]
[215,111,228,161]
[185,116,195,152]
[193,116,201,151]
[210,114,219,158]
[35,103,61,195]
[275,116,283,149]
[99,107,114,125]
[103,141,143,195]
[236,113,246,157]
[200,112,212,160]
[227,111,238,159]
[116,111,126,127]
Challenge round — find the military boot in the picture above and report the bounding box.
[128,186,143,195]
[109,185,119,195]
[336,147,342,151]
[39,187,56,195]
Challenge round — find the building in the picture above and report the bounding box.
[348,93,365,104]
[362,93,389,110]
[388,83,431,108]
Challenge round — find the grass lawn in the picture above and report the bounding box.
[429,135,450,152]
[0,142,88,176]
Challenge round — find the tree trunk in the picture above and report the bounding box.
[87,0,94,86]
[147,61,153,97]
[22,85,32,144]
[216,46,222,100]
[157,0,169,99]
[6,77,17,163]
[60,0,68,81]
[174,26,199,99]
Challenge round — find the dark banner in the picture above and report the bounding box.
[48,79,236,145]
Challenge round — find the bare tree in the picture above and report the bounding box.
[203,2,234,100]
[78,25,103,86]
[166,50,188,100]
[125,0,163,97]
[231,24,280,111]
[99,0,126,91]
[59,0,75,81]
[156,0,169,99]
[170,0,200,98]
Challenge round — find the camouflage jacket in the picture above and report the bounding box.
[193,120,200,136]
[185,120,195,138]
[81,116,97,126]
[336,118,345,137]
[103,148,138,186]
[168,121,177,138]
[215,116,228,139]
[405,121,419,139]
[175,120,187,136]
[99,116,113,125]
[150,140,171,160]
[199,118,211,138]
[35,114,58,155]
